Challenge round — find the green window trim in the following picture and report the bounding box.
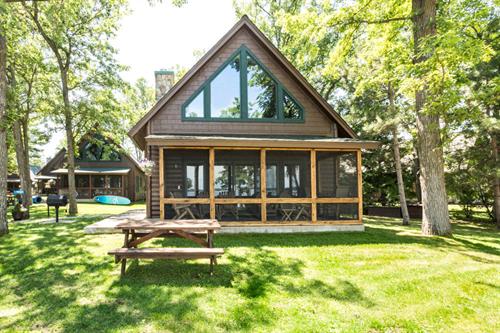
[181,45,304,123]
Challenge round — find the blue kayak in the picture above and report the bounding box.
[94,195,131,205]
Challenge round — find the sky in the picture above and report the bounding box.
[40,0,237,163]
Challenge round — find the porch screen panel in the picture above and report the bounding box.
[164,149,209,198]
[316,152,358,198]
[75,175,90,199]
[214,150,260,198]
[165,204,210,220]
[267,203,311,222]
[215,204,261,222]
[317,203,358,220]
[266,150,310,198]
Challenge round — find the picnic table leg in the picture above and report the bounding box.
[121,258,127,276]
[207,230,218,268]
[120,230,130,276]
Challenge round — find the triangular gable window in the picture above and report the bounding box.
[182,45,303,122]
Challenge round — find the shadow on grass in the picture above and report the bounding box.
[0,216,498,332]
[284,278,375,308]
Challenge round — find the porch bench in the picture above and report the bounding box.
[108,247,224,275]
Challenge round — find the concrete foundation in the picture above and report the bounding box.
[84,209,364,234]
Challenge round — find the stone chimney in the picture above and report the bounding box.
[154,69,175,100]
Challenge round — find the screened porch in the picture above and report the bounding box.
[159,146,362,225]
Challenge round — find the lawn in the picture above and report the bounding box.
[0,204,498,332]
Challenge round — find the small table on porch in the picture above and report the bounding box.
[109,219,223,275]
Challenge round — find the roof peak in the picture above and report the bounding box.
[128,14,356,149]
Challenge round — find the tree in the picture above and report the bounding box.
[6,20,47,208]
[121,78,155,160]
[447,136,494,221]
[0,9,8,235]
[19,0,127,215]
[464,11,499,226]
[410,0,450,235]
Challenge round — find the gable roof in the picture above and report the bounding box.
[38,133,144,176]
[129,15,357,149]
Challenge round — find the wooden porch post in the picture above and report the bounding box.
[209,148,215,220]
[310,149,317,223]
[357,149,363,224]
[260,149,267,223]
[88,174,92,199]
[159,147,164,220]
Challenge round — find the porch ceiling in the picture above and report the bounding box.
[50,167,131,175]
[145,135,379,149]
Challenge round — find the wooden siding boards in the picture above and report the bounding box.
[149,27,333,138]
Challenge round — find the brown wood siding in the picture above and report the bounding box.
[150,26,335,137]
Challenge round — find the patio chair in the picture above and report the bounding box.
[169,192,197,220]
[278,190,297,222]
[216,191,239,220]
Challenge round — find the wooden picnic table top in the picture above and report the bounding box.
[115,219,221,231]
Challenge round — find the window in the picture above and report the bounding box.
[247,55,277,119]
[76,175,89,188]
[234,165,256,197]
[109,176,122,189]
[92,175,105,188]
[284,164,301,196]
[211,55,241,118]
[182,46,303,122]
[283,91,301,120]
[266,165,277,196]
[185,164,205,197]
[214,165,230,196]
[78,137,121,161]
[185,91,204,118]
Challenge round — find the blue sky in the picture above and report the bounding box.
[41,0,237,162]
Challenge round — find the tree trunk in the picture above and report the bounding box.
[0,33,9,235]
[392,127,410,225]
[61,70,78,215]
[413,147,422,204]
[412,0,451,236]
[388,83,410,225]
[13,120,32,207]
[491,134,500,228]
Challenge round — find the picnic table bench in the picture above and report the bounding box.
[108,219,224,276]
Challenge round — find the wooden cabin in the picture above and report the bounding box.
[129,16,377,231]
[39,134,146,202]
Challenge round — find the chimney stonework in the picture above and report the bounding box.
[154,70,175,100]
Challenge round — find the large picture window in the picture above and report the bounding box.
[211,55,241,118]
[183,46,303,122]
[247,55,277,119]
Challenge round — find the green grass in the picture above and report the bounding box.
[0,204,499,332]
[14,201,146,221]
[449,204,494,224]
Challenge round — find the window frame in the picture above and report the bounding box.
[181,45,304,123]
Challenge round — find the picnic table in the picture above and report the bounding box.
[108,219,224,276]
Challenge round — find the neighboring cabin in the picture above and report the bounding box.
[129,16,377,231]
[38,134,146,202]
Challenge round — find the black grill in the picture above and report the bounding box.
[47,194,68,206]
[47,194,68,222]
